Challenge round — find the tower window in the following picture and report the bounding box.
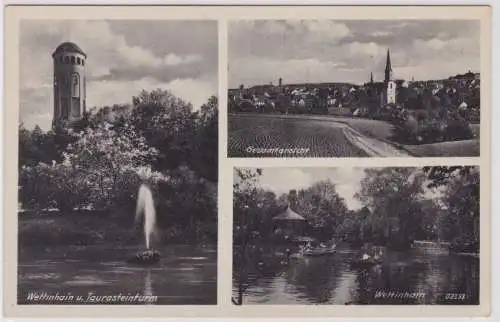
[64,56,69,64]
[77,57,81,65]
[71,56,75,64]
[82,60,85,66]
[72,73,80,98]
[59,56,63,63]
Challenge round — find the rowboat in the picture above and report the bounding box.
[303,248,336,256]
[350,253,383,268]
[302,245,337,257]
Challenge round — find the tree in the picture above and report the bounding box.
[423,166,474,188]
[355,167,427,248]
[233,168,264,244]
[63,122,163,211]
[286,180,349,240]
[19,89,220,245]
[424,166,479,251]
[190,96,218,182]
[131,89,198,172]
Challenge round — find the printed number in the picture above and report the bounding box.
[444,293,466,300]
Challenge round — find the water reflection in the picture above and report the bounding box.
[143,269,153,298]
[233,249,479,305]
[18,245,217,305]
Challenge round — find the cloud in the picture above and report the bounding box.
[229,19,480,88]
[258,168,314,195]
[19,20,217,130]
[21,76,216,131]
[230,57,347,86]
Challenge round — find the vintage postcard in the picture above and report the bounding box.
[228,19,483,158]
[4,4,491,319]
[5,6,221,318]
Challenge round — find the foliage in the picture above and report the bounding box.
[19,162,89,212]
[231,166,479,252]
[233,168,265,245]
[355,167,427,248]
[18,123,78,168]
[390,109,474,144]
[130,89,197,173]
[18,89,218,245]
[423,166,479,251]
[190,96,218,182]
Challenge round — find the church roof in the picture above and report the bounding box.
[52,42,87,58]
[273,206,306,221]
[385,49,392,72]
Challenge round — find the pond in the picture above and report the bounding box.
[233,248,479,305]
[18,244,217,305]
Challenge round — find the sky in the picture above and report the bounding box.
[228,20,480,88]
[20,20,218,130]
[234,167,443,211]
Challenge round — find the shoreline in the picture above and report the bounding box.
[18,211,217,247]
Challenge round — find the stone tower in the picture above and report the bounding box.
[384,49,396,105]
[52,42,87,126]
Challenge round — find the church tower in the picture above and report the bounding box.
[52,42,87,126]
[384,49,396,105]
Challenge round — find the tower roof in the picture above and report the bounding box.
[385,49,392,72]
[52,42,86,58]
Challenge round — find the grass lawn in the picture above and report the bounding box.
[402,140,480,157]
[324,116,395,141]
[323,116,480,157]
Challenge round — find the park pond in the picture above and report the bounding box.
[18,244,217,305]
[233,248,479,305]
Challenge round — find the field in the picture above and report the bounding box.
[228,114,367,157]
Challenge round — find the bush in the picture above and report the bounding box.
[443,119,474,141]
[389,108,474,145]
[19,163,90,212]
[415,109,430,124]
[420,121,445,143]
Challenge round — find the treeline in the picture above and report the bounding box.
[233,167,479,252]
[19,89,218,244]
[229,78,479,145]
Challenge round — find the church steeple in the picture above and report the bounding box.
[370,72,374,84]
[384,49,393,83]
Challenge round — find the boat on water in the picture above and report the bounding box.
[303,248,336,256]
[350,244,385,268]
[302,243,337,257]
[350,256,383,268]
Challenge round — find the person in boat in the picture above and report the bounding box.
[373,249,384,261]
[361,253,372,262]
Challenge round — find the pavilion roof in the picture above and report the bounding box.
[273,206,306,221]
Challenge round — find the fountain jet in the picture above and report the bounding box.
[128,184,160,266]
[136,184,156,249]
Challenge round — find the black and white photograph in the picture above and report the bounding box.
[17,20,218,305]
[232,166,480,305]
[228,20,481,158]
